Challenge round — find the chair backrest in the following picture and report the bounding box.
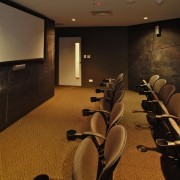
[90,112,107,145]
[107,74,124,90]
[149,75,160,87]
[153,79,167,94]
[72,137,99,180]
[98,125,127,180]
[167,93,180,119]
[99,90,125,112]
[91,102,124,145]
[115,73,124,84]
[158,84,175,105]
[113,89,125,106]
[109,102,124,129]
[73,125,127,180]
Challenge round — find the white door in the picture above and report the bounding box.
[58,37,81,86]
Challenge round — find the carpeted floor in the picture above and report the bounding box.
[0,86,179,180]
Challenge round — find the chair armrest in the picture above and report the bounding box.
[136,84,146,88]
[82,109,110,116]
[82,131,105,140]
[148,100,159,103]
[156,114,180,121]
[142,80,147,84]
[66,129,106,149]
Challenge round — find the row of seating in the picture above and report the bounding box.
[66,73,127,180]
[135,75,180,161]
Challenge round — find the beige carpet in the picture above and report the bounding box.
[0,86,178,180]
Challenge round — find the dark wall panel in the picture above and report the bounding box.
[7,79,38,125]
[128,18,180,92]
[0,90,7,131]
[8,62,37,87]
[0,66,8,91]
[38,69,54,105]
[37,21,55,104]
[55,27,128,88]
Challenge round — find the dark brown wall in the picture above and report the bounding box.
[55,27,128,87]
[0,5,55,131]
[128,18,180,92]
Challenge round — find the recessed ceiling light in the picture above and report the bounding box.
[72,18,76,22]
[144,17,148,20]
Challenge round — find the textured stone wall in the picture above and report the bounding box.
[128,19,180,92]
[0,19,55,131]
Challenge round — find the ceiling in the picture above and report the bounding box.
[11,0,180,27]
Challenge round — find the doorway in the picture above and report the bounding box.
[58,37,81,86]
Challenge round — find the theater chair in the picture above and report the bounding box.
[153,79,167,94]
[96,80,125,103]
[67,101,124,150]
[158,84,176,105]
[72,125,127,180]
[140,79,167,111]
[146,93,180,160]
[97,73,124,93]
[141,78,167,99]
[91,89,125,112]
[82,101,124,146]
[137,74,159,94]
[100,73,124,90]
[141,84,175,113]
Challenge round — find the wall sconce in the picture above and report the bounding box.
[155,25,161,37]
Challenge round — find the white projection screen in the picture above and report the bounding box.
[0,2,45,63]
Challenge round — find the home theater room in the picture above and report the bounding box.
[0,0,180,179]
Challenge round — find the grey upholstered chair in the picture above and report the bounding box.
[153,79,167,94]
[137,74,159,94]
[96,74,124,95]
[148,75,160,88]
[158,84,176,105]
[90,101,124,145]
[72,125,127,180]
[167,93,180,119]
[141,84,175,112]
[100,73,124,90]
[99,90,125,111]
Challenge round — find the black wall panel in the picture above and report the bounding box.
[0,90,7,131]
[0,66,9,91]
[7,79,38,125]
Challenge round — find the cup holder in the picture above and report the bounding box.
[96,89,101,93]
[34,174,49,180]
[100,83,105,87]
[82,109,90,116]
[66,130,77,141]
[156,139,168,147]
[91,97,98,102]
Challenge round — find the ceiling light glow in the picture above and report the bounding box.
[144,17,148,20]
[72,18,76,22]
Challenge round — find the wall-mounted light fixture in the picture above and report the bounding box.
[155,25,161,36]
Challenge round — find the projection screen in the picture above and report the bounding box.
[0,2,45,63]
